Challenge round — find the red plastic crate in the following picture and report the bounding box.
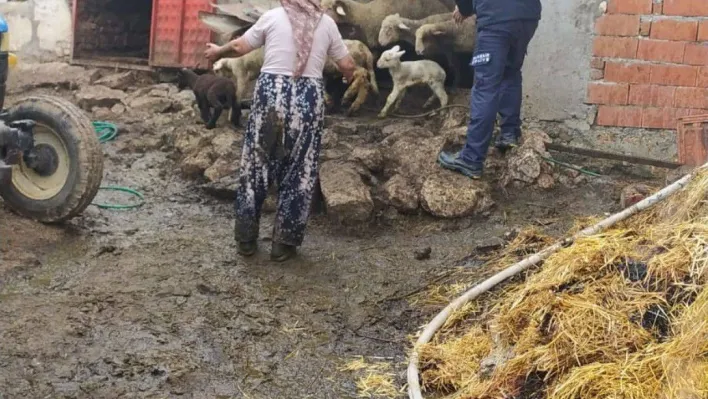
[677,114,708,167]
[150,0,213,68]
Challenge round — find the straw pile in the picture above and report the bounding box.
[417,170,708,398]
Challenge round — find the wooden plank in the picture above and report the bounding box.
[545,143,682,169]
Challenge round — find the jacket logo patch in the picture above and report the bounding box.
[471,53,490,66]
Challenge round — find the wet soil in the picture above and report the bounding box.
[0,67,664,398]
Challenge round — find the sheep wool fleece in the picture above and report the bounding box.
[234,72,325,246]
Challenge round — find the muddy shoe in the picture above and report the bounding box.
[238,241,258,257]
[495,136,519,154]
[438,151,483,179]
[271,242,297,262]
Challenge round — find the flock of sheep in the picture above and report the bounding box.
[198,0,477,119]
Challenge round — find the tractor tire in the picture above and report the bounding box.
[0,95,103,223]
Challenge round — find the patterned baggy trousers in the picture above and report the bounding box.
[234,72,325,247]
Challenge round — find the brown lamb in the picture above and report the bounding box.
[178,68,241,130]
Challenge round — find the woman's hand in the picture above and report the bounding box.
[204,43,223,62]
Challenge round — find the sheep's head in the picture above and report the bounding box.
[176,68,191,90]
[321,0,349,22]
[415,24,447,56]
[350,67,370,87]
[212,58,229,76]
[378,14,411,47]
[376,45,405,69]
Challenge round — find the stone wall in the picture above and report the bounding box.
[0,0,73,60]
[585,0,708,129]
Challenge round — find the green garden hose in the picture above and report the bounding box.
[92,186,145,210]
[93,121,118,143]
[540,155,602,178]
[91,121,145,209]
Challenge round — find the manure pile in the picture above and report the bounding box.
[417,171,708,399]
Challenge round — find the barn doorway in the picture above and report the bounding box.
[71,0,153,69]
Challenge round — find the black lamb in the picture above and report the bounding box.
[177,68,241,129]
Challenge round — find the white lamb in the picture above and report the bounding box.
[375,45,448,118]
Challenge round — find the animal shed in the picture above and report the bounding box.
[71,0,213,70]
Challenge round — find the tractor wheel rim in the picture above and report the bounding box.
[11,123,70,200]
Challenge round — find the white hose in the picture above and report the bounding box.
[407,163,707,399]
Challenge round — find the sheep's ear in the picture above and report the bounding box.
[335,2,347,16]
[391,44,400,52]
[395,50,406,57]
[398,23,410,30]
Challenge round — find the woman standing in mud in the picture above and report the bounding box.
[205,0,357,261]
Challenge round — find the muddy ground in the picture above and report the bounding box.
[0,64,667,398]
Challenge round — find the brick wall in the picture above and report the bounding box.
[586,0,708,129]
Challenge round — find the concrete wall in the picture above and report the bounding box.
[0,0,73,60]
[523,0,603,123]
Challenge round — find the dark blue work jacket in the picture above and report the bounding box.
[455,0,542,29]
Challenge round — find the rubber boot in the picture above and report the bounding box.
[271,242,297,262]
[238,241,258,257]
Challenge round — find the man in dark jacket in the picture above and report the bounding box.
[438,0,542,179]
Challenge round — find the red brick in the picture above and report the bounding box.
[637,39,686,63]
[593,36,639,58]
[684,43,708,66]
[699,21,708,41]
[698,67,708,87]
[663,0,708,16]
[608,0,653,14]
[597,105,643,127]
[629,84,677,106]
[642,108,681,129]
[650,64,698,86]
[640,19,652,36]
[595,14,640,36]
[652,2,663,14]
[605,61,652,83]
[675,87,708,109]
[587,82,629,104]
[590,69,605,80]
[650,19,698,41]
[590,57,605,70]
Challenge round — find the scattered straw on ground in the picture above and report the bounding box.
[416,170,708,399]
[341,356,403,398]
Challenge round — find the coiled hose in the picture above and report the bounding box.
[91,121,145,210]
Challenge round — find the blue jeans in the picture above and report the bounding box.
[460,20,539,167]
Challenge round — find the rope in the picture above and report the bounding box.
[389,104,470,119]
[361,104,470,119]
[91,121,145,210]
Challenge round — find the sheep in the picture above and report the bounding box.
[414,17,477,87]
[177,68,241,129]
[376,45,448,118]
[324,39,379,98]
[214,39,378,115]
[320,0,452,49]
[213,47,265,102]
[325,67,374,115]
[378,12,452,47]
